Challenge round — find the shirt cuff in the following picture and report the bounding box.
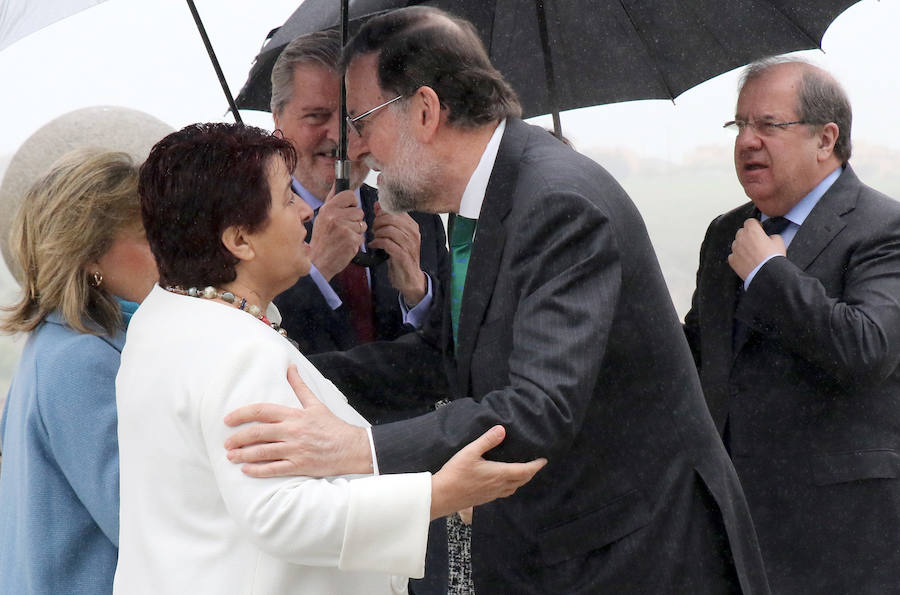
[309,264,343,310]
[366,426,380,476]
[399,273,433,329]
[744,254,784,289]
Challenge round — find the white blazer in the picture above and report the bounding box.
[114,285,430,594]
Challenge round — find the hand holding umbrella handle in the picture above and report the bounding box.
[334,159,388,268]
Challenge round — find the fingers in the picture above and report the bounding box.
[286,365,323,410]
[743,217,763,232]
[323,187,358,207]
[225,438,290,463]
[483,457,548,498]
[224,402,294,427]
[239,460,298,479]
[463,425,507,458]
[223,411,296,450]
[458,507,473,525]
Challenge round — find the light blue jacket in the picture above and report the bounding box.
[0,301,135,594]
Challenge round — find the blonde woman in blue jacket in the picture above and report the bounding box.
[0,149,157,594]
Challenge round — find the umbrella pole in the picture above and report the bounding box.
[343,0,387,267]
[534,0,561,137]
[336,0,350,192]
[185,0,244,125]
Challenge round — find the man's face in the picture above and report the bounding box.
[345,53,439,214]
[733,65,824,217]
[273,63,367,200]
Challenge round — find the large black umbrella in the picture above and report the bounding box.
[235,0,864,136]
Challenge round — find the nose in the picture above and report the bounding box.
[347,128,368,162]
[298,198,314,224]
[734,125,763,153]
[325,109,340,142]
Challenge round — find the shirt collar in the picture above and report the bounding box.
[291,177,362,211]
[457,119,506,220]
[763,165,843,227]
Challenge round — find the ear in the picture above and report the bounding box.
[272,111,282,131]
[409,85,443,142]
[221,225,256,262]
[816,122,839,161]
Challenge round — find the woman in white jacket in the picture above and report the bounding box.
[113,122,544,594]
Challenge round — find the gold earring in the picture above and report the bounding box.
[90,271,103,288]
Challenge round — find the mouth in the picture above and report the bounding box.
[314,147,337,160]
[742,162,767,172]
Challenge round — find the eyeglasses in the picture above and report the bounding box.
[346,95,404,137]
[723,119,809,137]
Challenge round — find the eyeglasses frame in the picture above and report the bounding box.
[723,119,811,136]
[346,94,405,137]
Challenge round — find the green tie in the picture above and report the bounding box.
[450,215,477,346]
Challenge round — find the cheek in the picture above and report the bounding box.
[129,243,158,279]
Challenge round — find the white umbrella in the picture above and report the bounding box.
[0,0,109,51]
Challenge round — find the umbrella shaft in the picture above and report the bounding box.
[186,0,243,125]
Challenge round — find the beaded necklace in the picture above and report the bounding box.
[164,285,291,340]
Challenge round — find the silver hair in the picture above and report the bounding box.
[270,30,341,115]
[739,56,852,162]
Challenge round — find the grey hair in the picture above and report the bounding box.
[270,30,341,115]
[740,57,852,162]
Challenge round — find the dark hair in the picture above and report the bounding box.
[139,123,296,287]
[270,30,341,115]
[341,6,521,128]
[741,57,852,162]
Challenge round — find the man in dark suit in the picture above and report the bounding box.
[225,7,770,593]
[269,31,448,356]
[683,57,900,593]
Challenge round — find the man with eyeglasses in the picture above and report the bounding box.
[225,7,772,594]
[268,30,449,361]
[684,57,900,593]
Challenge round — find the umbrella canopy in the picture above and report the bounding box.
[0,0,108,51]
[1,0,244,123]
[235,0,863,130]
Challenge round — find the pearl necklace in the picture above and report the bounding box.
[164,285,291,340]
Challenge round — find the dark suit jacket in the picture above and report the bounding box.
[684,165,900,594]
[274,184,448,358]
[312,119,769,594]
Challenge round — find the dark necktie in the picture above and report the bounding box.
[449,215,477,347]
[336,262,376,344]
[762,216,790,236]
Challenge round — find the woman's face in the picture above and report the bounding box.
[244,156,314,295]
[95,224,158,303]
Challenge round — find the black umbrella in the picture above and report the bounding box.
[235,0,863,137]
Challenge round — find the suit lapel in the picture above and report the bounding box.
[786,166,857,271]
[710,205,755,361]
[453,120,523,392]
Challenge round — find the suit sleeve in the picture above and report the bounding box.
[373,188,622,472]
[739,201,900,388]
[310,329,449,422]
[683,216,724,370]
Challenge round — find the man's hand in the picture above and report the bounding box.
[728,218,787,280]
[369,202,427,306]
[429,425,547,521]
[309,186,366,281]
[224,365,372,478]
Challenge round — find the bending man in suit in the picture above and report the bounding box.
[683,57,900,593]
[226,7,770,594]
[269,30,449,357]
